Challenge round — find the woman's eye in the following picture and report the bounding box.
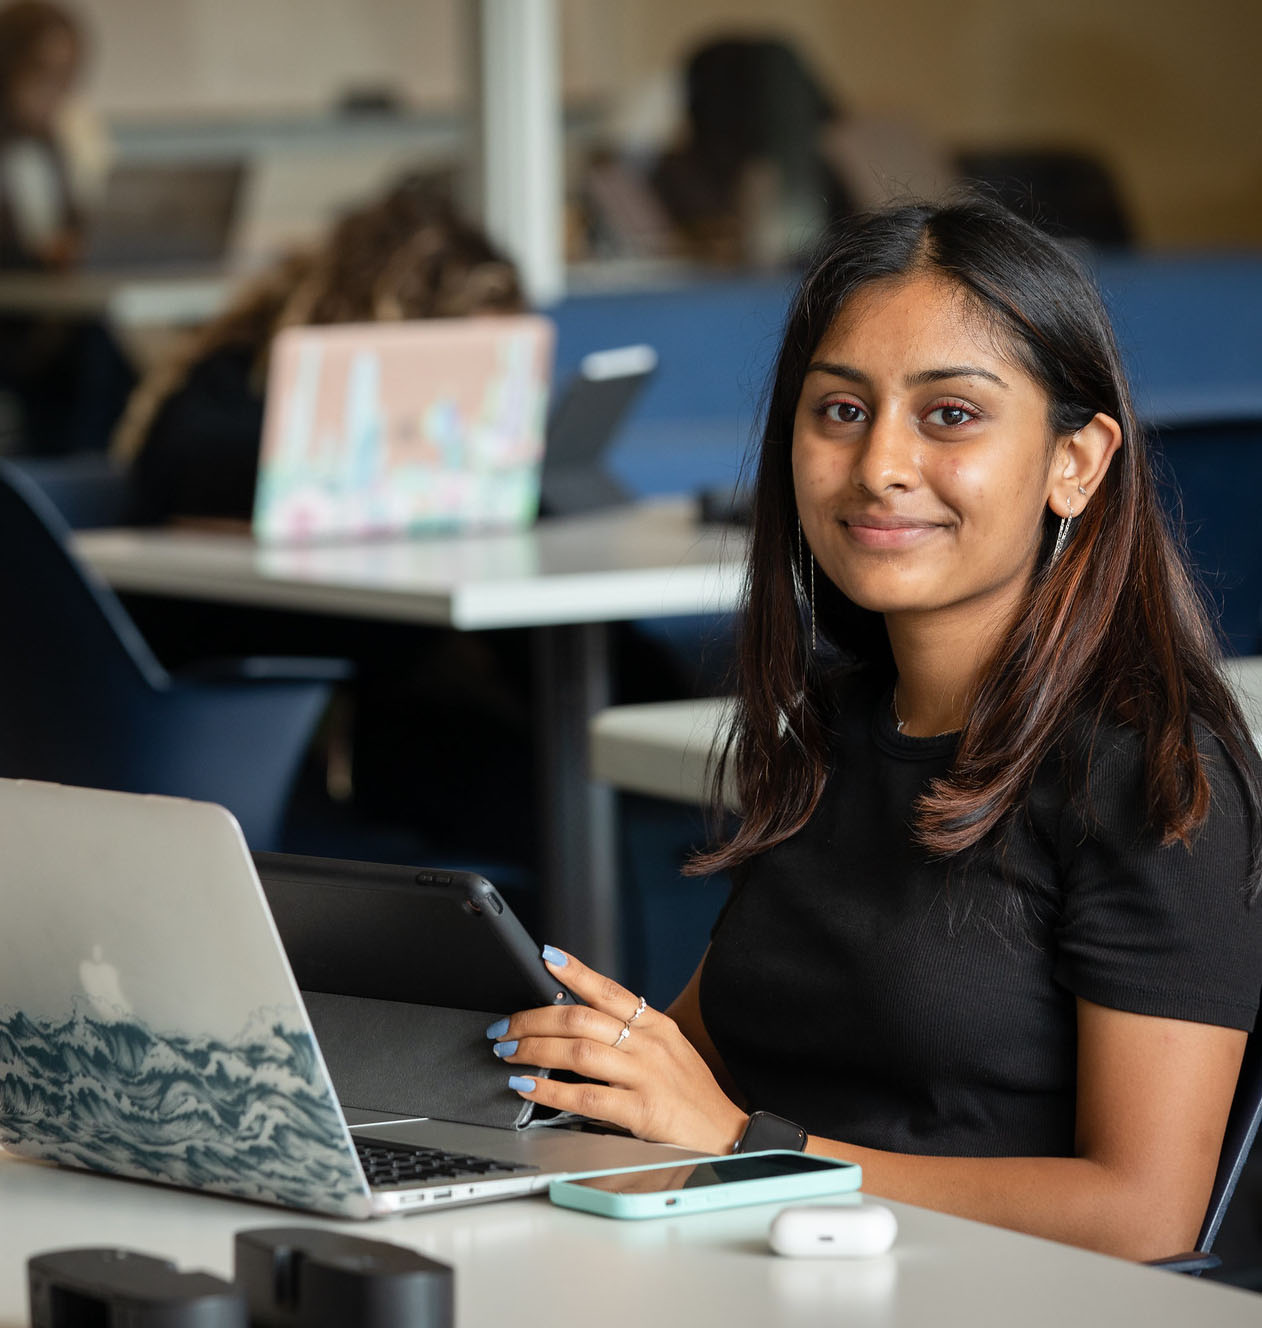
[925,403,976,428]
[822,400,866,425]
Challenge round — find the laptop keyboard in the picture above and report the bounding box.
[354,1138,535,1189]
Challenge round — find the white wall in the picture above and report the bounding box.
[74,0,465,117]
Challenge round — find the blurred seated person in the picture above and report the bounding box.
[0,0,133,453]
[649,36,853,267]
[114,179,550,866]
[114,175,525,524]
[0,0,81,270]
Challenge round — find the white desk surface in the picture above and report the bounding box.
[591,696,734,807]
[592,659,1262,807]
[0,268,232,327]
[2,1155,1256,1328]
[74,500,746,631]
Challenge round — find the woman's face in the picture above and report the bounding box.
[791,272,1063,635]
[9,26,79,133]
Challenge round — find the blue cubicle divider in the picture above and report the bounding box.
[1092,253,1262,427]
[551,255,1262,500]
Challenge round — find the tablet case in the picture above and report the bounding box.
[254,854,557,1131]
[302,995,533,1131]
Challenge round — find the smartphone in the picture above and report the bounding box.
[548,1150,861,1220]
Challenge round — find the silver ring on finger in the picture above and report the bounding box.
[611,1021,631,1049]
[626,995,648,1025]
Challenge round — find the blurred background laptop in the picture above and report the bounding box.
[80,159,246,271]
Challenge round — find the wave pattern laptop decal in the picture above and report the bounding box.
[0,1001,370,1216]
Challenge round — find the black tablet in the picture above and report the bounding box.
[252,853,575,1017]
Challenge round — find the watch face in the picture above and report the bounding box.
[739,1112,807,1152]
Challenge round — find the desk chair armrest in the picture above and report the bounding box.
[174,656,354,685]
[1144,1251,1223,1275]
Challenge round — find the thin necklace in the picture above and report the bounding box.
[892,684,960,738]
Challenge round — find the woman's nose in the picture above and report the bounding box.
[850,411,920,496]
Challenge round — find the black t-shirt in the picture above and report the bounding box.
[131,344,264,524]
[699,669,1262,1158]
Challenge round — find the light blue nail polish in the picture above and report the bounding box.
[541,945,568,967]
[508,1075,536,1093]
[493,1039,518,1059]
[485,1017,509,1039]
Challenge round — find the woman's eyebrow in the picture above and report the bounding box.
[805,360,868,383]
[908,365,1010,389]
[803,361,1010,390]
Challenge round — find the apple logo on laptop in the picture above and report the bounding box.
[79,944,134,1019]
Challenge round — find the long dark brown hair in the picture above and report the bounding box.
[689,198,1262,891]
[114,174,524,461]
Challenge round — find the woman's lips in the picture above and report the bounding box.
[842,517,944,549]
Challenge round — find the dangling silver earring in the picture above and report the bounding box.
[1052,496,1075,562]
[796,519,816,651]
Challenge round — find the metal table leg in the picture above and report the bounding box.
[533,621,619,977]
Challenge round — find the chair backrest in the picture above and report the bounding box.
[1199,1026,1262,1252]
[0,461,170,786]
[6,453,139,529]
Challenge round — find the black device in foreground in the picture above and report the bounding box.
[28,1232,454,1328]
[540,343,657,515]
[28,1249,246,1327]
[236,1228,453,1328]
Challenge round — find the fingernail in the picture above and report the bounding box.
[541,945,568,967]
[508,1075,536,1093]
[485,1017,510,1039]
[493,1039,518,1059]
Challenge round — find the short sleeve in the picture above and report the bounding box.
[1052,729,1262,1031]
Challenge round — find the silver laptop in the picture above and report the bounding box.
[0,778,696,1218]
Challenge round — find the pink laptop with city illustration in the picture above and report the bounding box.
[252,316,555,544]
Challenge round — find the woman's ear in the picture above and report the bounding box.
[1050,413,1122,518]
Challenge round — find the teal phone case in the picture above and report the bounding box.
[548,1150,862,1220]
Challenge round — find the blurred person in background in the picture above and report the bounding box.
[649,36,853,267]
[114,173,525,523]
[0,0,81,270]
[0,0,132,453]
[115,175,566,875]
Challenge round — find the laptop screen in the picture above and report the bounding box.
[253,315,555,544]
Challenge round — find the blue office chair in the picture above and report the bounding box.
[0,460,345,849]
[5,452,139,529]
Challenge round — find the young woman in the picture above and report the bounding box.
[489,199,1262,1259]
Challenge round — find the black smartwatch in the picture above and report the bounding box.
[732,1110,807,1154]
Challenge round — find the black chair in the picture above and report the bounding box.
[1149,1027,1262,1274]
[955,147,1133,248]
[0,460,345,849]
[5,451,139,529]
